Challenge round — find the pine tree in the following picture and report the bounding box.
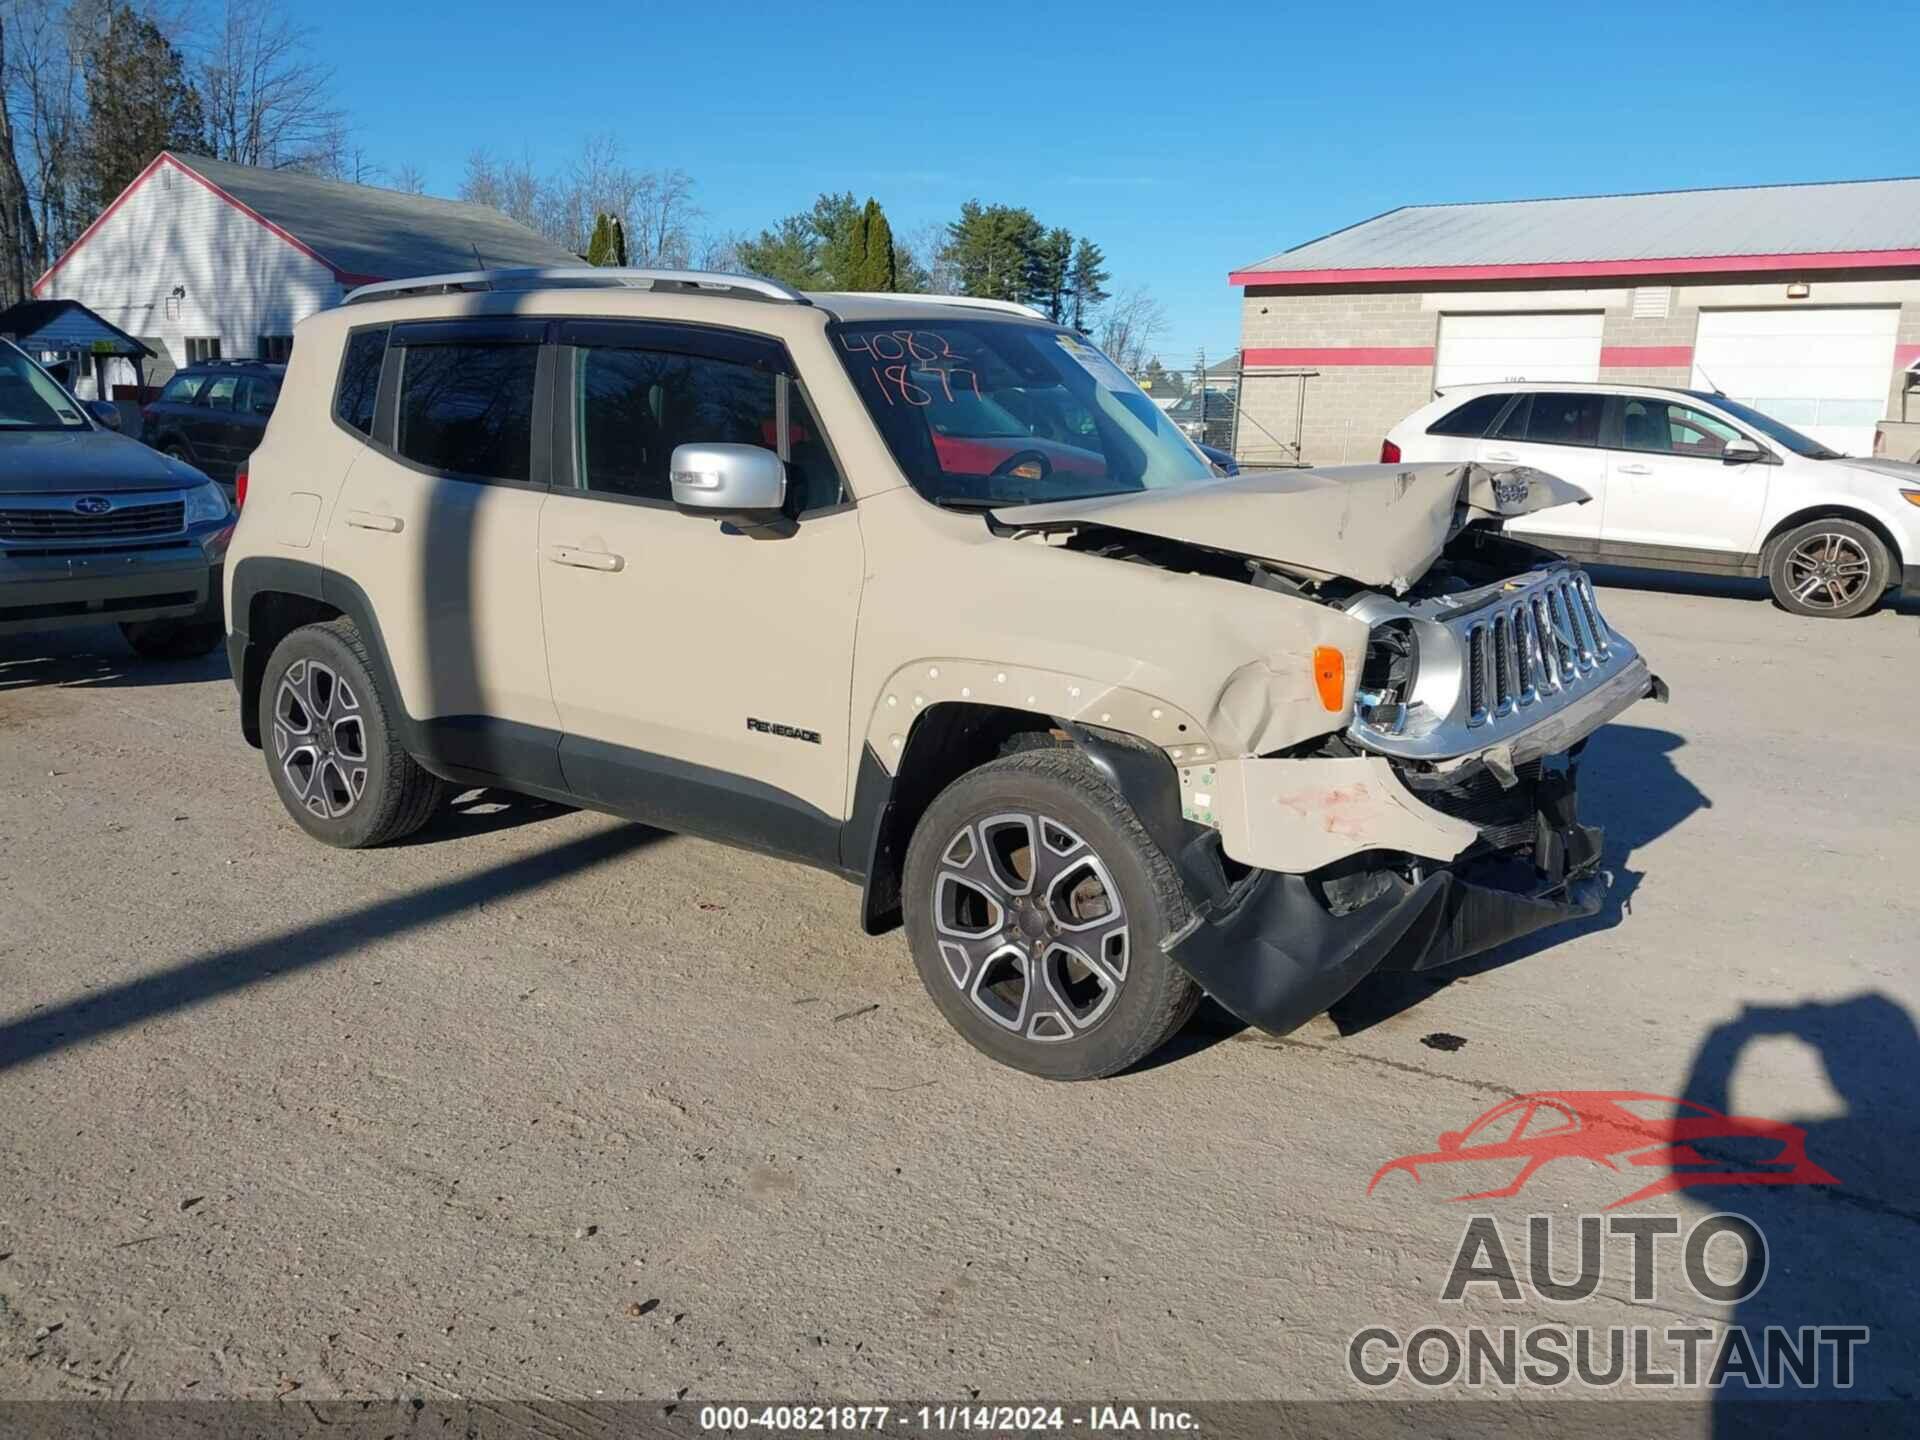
[857,198,897,291]
[585,212,616,266]
[1068,238,1111,331]
[80,4,205,215]
[942,201,1044,303]
[609,215,629,266]
[1029,228,1073,322]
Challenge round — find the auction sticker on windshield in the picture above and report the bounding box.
[1054,333,1134,392]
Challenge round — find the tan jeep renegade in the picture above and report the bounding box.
[225,268,1664,1080]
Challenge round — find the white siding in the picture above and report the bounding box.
[36,158,343,386]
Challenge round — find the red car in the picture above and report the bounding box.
[1367,1090,1838,1209]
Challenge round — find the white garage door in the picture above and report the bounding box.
[1691,308,1898,456]
[1434,312,1604,390]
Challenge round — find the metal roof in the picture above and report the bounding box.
[1232,177,1920,283]
[166,152,582,282]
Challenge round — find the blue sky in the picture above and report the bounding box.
[317,0,1915,366]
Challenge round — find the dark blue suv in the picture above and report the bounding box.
[141,359,284,492]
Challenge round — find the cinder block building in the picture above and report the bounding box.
[1228,178,1920,465]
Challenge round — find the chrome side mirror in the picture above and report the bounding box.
[85,399,123,431]
[670,443,789,531]
[1722,437,1765,464]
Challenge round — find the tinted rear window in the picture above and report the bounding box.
[396,342,538,481]
[159,374,205,404]
[334,327,388,437]
[1427,393,1509,437]
[1496,391,1604,446]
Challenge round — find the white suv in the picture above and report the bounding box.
[1385,383,1920,619]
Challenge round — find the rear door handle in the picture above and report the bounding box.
[1615,463,1654,476]
[344,509,403,533]
[546,545,624,573]
[1484,449,1520,462]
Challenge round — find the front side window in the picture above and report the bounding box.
[396,342,538,481]
[1497,391,1603,447]
[334,327,388,437]
[1685,391,1838,459]
[833,320,1214,506]
[0,343,88,430]
[158,373,205,405]
[1620,398,1742,458]
[1428,392,1510,437]
[573,347,845,512]
[201,375,239,412]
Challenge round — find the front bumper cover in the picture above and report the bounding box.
[1164,763,1606,1035]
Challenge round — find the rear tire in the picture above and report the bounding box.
[260,618,443,848]
[119,618,223,660]
[1765,518,1889,619]
[902,747,1199,1081]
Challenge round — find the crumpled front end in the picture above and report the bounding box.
[1158,536,1663,1034]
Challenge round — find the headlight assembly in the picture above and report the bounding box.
[182,480,231,526]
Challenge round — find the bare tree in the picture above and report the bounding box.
[629,166,698,268]
[1095,284,1168,372]
[896,219,959,294]
[389,160,427,195]
[2,0,89,277]
[458,147,542,231]
[0,11,45,301]
[198,1,340,169]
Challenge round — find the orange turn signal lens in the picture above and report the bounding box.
[1313,645,1346,711]
[1901,489,1920,508]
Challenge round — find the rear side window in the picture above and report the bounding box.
[159,374,204,404]
[334,327,388,437]
[1426,393,1509,437]
[396,342,538,482]
[1496,391,1604,447]
[202,376,238,411]
[241,375,280,417]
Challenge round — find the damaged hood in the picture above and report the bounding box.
[994,462,1589,590]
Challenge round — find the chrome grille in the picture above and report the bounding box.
[1463,573,1613,728]
[1346,565,1645,762]
[0,500,185,542]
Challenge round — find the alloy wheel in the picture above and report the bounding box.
[931,811,1130,1043]
[271,658,368,819]
[1784,532,1874,611]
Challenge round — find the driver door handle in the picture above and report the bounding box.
[546,544,623,573]
[344,509,403,533]
[1615,463,1654,476]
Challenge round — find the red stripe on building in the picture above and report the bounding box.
[1600,345,1694,368]
[1897,343,1920,369]
[1244,346,1435,367]
[1229,250,1920,288]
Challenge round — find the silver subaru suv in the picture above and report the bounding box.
[1,340,230,657]
[224,268,1664,1080]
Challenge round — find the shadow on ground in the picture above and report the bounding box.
[0,624,229,692]
[0,823,663,1075]
[1585,563,1920,618]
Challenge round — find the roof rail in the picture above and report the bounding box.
[828,292,1048,321]
[342,267,811,307]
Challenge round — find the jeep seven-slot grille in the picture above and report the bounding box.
[0,500,185,542]
[1464,572,1612,727]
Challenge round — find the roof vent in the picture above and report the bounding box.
[1631,286,1672,320]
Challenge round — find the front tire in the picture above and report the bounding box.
[260,618,443,848]
[120,618,223,659]
[902,748,1200,1080]
[1765,518,1889,619]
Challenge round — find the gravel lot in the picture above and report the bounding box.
[2,574,1916,1425]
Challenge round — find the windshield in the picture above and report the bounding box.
[0,343,90,431]
[1685,391,1841,459]
[832,319,1216,505]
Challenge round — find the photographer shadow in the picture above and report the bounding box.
[1677,995,1920,1433]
